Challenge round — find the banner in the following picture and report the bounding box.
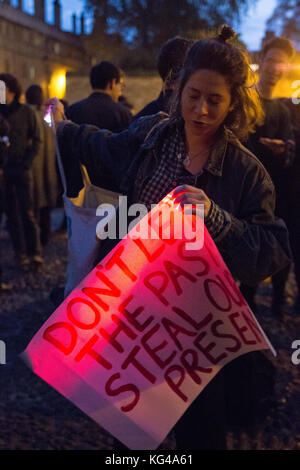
[22,191,275,450]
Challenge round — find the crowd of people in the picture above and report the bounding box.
[0,24,299,449]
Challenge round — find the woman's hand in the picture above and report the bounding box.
[259,137,286,155]
[173,185,212,217]
[44,98,65,126]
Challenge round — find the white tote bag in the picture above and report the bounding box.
[54,119,120,297]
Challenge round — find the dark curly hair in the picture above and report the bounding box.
[26,84,44,108]
[261,36,295,61]
[157,36,193,86]
[171,25,264,141]
[0,73,22,102]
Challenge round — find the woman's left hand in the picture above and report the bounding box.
[173,185,212,217]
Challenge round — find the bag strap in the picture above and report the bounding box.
[51,110,91,193]
[80,164,92,187]
[51,110,67,193]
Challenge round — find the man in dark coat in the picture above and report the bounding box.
[0,113,12,291]
[279,97,300,312]
[66,61,132,132]
[134,37,192,120]
[241,37,295,317]
[65,61,132,197]
[0,73,42,268]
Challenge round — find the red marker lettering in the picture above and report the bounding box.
[143,271,169,306]
[43,322,77,355]
[211,319,242,353]
[105,246,137,282]
[204,278,232,312]
[82,271,121,312]
[99,314,137,353]
[161,317,196,351]
[164,365,188,402]
[67,297,101,330]
[141,323,177,369]
[105,373,140,412]
[228,312,258,345]
[163,260,197,296]
[180,349,213,384]
[122,345,156,384]
[119,295,154,332]
[74,334,112,369]
[133,238,165,263]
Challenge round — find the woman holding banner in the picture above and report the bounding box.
[49,26,291,450]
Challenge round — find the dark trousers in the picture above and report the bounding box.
[4,167,41,257]
[0,170,4,282]
[35,206,51,246]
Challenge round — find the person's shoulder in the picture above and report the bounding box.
[127,111,170,141]
[114,100,132,118]
[133,99,160,121]
[227,134,274,186]
[19,102,34,114]
[67,97,87,112]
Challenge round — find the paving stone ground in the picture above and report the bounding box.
[0,209,299,450]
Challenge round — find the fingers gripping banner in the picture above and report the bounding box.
[22,191,275,450]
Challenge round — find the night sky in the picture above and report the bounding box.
[11,0,278,51]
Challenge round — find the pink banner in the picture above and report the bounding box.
[22,191,275,449]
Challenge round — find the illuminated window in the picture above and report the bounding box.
[49,69,66,98]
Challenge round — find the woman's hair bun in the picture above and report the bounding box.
[217,25,236,43]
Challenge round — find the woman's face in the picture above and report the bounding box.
[181,69,233,140]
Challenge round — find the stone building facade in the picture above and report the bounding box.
[0,0,90,99]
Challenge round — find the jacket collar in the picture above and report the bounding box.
[141,115,229,177]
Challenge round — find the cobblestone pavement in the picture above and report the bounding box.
[0,210,299,450]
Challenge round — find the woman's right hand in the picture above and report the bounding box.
[44,98,66,126]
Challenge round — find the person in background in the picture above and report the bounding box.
[279,96,300,312]
[0,114,12,292]
[49,25,292,449]
[241,37,295,318]
[134,36,193,120]
[66,61,132,132]
[65,61,132,197]
[119,95,135,115]
[0,73,42,269]
[25,84,59,246]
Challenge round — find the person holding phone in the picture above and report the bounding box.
[47,26,292,449]
[241,36,295,317]
[0,73,42,269]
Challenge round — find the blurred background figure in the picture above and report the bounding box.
[66,61,132,132]
[0,73,42,269]
[0,113,12,292]
[134,36,193,120]
[279,96,300,312]
[241,37,296,318]
[25,84,59,247]
[118,95,135,115]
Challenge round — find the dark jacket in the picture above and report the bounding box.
[30,105,59,210]
[57,113,291,286]
[134,89,173,121]
[245,98,295,219]
[66,92,132,133]
[0,100,40,170]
